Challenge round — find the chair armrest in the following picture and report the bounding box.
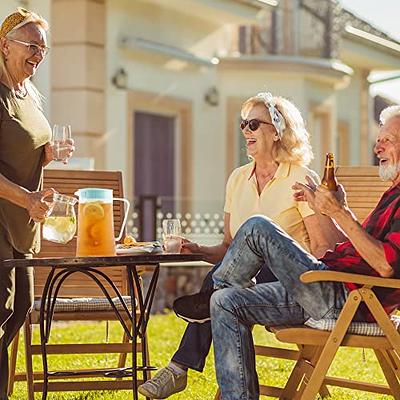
[300,270,400,289]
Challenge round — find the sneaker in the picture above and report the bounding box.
[138,366,187,399]
[173,290,215,323]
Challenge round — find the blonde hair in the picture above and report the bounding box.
[0,8,49,107]
[241,95,313,166]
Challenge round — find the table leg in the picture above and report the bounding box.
[127,266,139,400]
[127,264,160,400]
[139,265,159,384]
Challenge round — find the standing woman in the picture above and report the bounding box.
[0,8,73,398]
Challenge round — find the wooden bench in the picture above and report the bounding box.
[8,169,148,399]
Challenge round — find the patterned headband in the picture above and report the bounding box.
[0,8,34,39]
[255,92,286,138]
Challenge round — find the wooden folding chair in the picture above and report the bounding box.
[272,270,400,399]
[8,170,149,399]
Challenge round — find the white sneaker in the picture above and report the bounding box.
[138,366,187,399]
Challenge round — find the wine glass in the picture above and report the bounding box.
[52,124,72,162]
[162,219,182,253]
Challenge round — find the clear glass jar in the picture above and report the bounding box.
[42,193,77,244]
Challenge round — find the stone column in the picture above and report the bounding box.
[51,0,106,168]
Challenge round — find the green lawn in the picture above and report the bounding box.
[10,312,393,399]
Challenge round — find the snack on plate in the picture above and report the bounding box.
[121,235,157,248]
[123,235,136,245]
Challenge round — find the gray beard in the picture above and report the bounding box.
[379,163,400,181]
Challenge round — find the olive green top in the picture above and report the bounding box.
[0,82,51,255]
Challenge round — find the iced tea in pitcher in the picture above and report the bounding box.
[77,201,115,256]
[75,188,130,257]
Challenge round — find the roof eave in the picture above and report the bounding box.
[344,25,400,57]
[218,55,353,87]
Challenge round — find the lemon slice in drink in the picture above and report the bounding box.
[90,222,103,241]
[82,202,104,219]
[45,216,71,232]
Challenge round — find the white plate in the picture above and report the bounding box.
[115,244,162,255]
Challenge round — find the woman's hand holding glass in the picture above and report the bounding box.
[50,124,75,164]
[24,188,56,223]
[180,238,201,254]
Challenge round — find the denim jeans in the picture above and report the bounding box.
[172,261,277,372]
[210,216,349,400]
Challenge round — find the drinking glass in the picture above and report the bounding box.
[52,124,72,162]
[162,219,182,253]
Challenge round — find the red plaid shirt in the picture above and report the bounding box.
[321,184,400,321]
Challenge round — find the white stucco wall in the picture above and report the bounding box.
[106,0,227,210]
[336,70,364,165]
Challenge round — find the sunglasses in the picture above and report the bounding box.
[240,119,274,132]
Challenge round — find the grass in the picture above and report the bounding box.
[10,312,394,399]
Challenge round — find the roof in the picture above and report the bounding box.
[234,0,278,7]
[341,8,400,46]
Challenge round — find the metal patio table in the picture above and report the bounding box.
[3,253,202,400]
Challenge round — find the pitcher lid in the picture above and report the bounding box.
[75,188,113,201]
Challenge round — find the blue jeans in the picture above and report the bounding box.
[172,262,277,372]
[210,216,349,400]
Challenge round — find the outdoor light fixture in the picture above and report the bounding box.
[204,86,219,106]
[112,68,128,89]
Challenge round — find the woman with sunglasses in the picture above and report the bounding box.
[139,93,331,399]
[0,9,74,397]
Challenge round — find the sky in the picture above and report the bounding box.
[340,0,400,102]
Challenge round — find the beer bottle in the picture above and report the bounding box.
[321,152,338,191]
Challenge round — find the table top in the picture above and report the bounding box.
[2,253,203,268]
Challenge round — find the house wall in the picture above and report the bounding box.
[336,69,365,165]
[106,0,226,209]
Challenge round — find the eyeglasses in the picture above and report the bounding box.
[240,119,274,132]
[9,39,50,56]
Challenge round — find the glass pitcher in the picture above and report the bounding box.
[42,193,78,244]
[75,188,130,256]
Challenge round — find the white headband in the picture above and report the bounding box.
[256,92,286,138]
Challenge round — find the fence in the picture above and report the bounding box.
[126,195,224,312]
[126,195,224,245]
